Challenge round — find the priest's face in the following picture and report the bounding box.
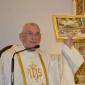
[19,23,41,48]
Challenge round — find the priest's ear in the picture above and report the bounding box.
[19,32,25,43]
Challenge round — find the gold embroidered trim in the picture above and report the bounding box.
[16,53,27,85]
[38,53,49,85]
[15,47,48,85]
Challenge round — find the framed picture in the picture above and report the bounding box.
[52,15,85,40]
[73,0,85,15]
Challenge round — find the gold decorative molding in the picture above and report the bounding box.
[73,0,85,15]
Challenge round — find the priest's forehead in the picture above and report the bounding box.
[22,22,40,32]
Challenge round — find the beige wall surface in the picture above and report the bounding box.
[0,0,73,53]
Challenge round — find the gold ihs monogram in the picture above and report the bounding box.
[27,63,42,80]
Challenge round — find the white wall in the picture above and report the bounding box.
[0,0,73,53]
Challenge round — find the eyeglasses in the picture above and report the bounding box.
[22,31,41,37]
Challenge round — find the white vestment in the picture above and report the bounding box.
[0,44,84,85]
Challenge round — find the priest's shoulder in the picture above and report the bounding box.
[0,45,13,58]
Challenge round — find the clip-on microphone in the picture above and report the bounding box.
[11,45,40,85]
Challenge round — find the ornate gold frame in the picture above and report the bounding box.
[52,15,85,41]
[73,0,85,15]
[73,1,85,84]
